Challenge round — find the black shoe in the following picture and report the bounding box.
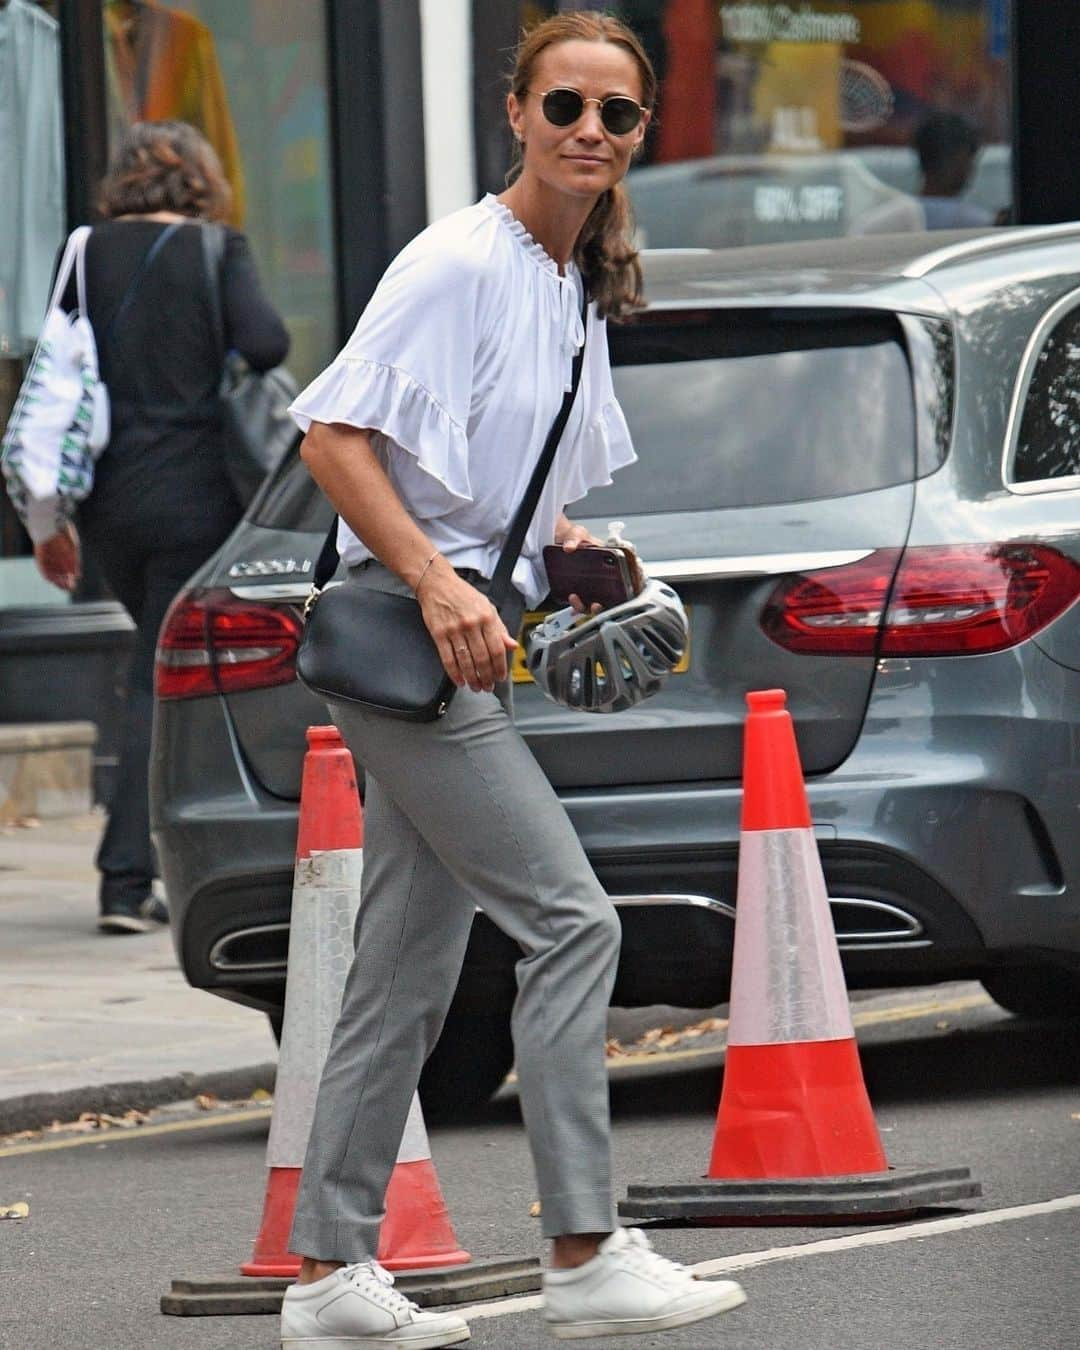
[98,893,169,934]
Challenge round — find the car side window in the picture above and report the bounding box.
[1011,302,1080,486]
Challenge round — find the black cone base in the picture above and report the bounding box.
[619,1166,981,1223]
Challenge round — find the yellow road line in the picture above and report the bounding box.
[0,1106,271,1159]
[603,991,994,1073]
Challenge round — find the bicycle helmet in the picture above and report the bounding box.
[526,578,689,714]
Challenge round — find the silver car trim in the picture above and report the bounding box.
[229,554,872,602]
[902,224,1080,279]
[208,892,928,976]
[648,549,871,583]
[1001,283,1080,496]
[611,892,738,920]
[209,924,290,973]
[230,581,332,602]
[612,893,926,946]
[827,897,925,942]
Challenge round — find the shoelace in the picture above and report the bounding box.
[618,1228,694,1280]
[342,1261,422,1316]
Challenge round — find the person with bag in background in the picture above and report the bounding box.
[278,14,746,1348]
[5,120,289,934]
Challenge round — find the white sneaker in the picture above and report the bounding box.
[543,1227,746,1340]
[280,1261,470,1348]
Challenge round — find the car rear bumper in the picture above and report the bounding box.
[153,755,1079,1015]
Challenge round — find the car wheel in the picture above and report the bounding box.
[982,967,1080,1020]
[420,1005,515,1122]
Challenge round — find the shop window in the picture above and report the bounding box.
[1011,303,1080,488]
[490,1,1013,249]
[0,0,66,604]
[101,0,337,389]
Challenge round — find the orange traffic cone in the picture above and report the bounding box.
[621,690,980,1222]
[243,725,468,1277]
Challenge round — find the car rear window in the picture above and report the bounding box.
[583,311,917,516]
[254,312,918,531]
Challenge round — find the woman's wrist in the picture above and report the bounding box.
[412,549,440,595]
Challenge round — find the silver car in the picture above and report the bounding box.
[151,226,1080,1113]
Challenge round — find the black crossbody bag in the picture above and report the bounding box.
[296,297,588,721]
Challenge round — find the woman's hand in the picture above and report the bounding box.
[33,522,81,592]
[554,519,602,551]
[417,558,519,693]
[553,519,607,612]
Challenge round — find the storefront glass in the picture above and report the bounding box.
[100,0,337,387]
[514,0,1012,247]
[0,0,66,604]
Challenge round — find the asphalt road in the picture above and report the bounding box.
[2,987,1078,1350]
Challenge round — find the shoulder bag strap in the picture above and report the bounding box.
[486,289,588,612]
[98,221,182,348]
[311,287,590,603]
[200,222,228,363]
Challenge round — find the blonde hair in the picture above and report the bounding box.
[508,11,656,320]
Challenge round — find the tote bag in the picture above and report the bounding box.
[1,227,108,543]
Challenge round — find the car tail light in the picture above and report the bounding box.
[762,544,1080,657]
[156,587,303,698]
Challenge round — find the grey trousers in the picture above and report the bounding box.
[289,564,621,1262]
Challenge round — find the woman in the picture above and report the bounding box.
[281,13,746,1347]
[33,121,289,934]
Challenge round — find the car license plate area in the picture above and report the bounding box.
[511,610,691,684]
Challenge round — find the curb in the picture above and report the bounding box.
[0,1062,277,1136]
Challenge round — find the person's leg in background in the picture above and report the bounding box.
[82,518,230,932]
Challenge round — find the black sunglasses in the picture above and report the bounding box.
[531,87,646,136]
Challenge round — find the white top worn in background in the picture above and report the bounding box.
[289,194,637,608]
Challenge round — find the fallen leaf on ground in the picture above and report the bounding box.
[0,1202,29,1220]
[44,1109,148,1136]
[604,1039,624,1058]
[249,1088,272,1103]
[195,1094,220,1111]
[935,1020,950,1031]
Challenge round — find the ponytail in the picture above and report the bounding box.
[574,184,644,320]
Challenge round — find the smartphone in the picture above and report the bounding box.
[543,544,636,609]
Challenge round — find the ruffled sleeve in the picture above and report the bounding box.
[289,239,485,504]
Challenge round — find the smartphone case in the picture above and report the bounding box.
[543,544,636,609]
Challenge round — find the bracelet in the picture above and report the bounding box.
[414,550,439,595]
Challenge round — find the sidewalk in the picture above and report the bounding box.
[0,810,277,1135]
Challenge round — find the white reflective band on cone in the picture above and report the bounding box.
[398,1092,431,1165]
[267,848,363,1169]
[727,829,855,1046]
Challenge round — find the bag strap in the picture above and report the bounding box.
[45,226,91,318]
[487,291,588,611]
[99,222,182,348]
[311,287,590,611]
[200,222,228,363]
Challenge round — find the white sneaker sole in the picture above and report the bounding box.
[98,913,154,934]
[281,1323,470,1349]
[546,1283,747,1339]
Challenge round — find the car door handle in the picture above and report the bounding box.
[648,549,872,583]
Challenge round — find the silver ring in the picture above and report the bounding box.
[456,646,469,655]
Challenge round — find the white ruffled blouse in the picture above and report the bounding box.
[288,194,637,608]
